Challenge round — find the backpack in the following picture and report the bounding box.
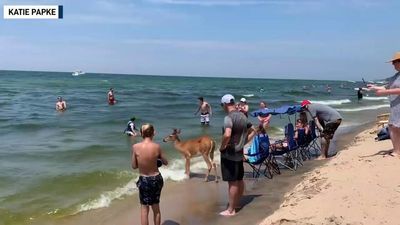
[247,133,270,164]
[376,126,390,141]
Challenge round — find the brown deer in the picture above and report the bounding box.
[163,129,218,182]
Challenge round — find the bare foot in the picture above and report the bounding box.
[219,209,235,217]
[389,152,400,157]
[316,156,327,160]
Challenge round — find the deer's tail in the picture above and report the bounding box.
[210,139,216,161]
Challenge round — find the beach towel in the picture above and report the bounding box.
[247,133,270,164]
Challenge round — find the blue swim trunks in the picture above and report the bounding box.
[136,173,164,205]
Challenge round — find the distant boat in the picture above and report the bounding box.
[72,70,85,76]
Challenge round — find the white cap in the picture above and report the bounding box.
[240,97,246,102]
[221,94,235,104]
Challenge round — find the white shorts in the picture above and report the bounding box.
[200,113,210,124]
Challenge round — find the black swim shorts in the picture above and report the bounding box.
[136,173,164,205]
[220,157,244,181]
[322,119,341,140]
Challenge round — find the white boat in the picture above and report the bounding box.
[72,70,85,76]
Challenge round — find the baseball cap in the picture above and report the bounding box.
[240,97,246,102]
[301,100,311,107]
[221,94,235,104]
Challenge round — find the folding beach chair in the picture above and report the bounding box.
[271,123,303,171]
[296,128,312,161]
[307,120,321,157]
[245,133,273,179]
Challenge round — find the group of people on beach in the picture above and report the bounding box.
[56,52,400,225]
[131,90,346,224]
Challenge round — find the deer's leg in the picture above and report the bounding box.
[213,161,218,183]
[202,154,213,182]
[185,156,191,177]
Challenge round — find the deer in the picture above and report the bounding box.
[163,129,218,182]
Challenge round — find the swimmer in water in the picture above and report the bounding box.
[56,96,67,111]
[108,88,116,105]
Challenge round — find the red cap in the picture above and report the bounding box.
[301,100,311,107]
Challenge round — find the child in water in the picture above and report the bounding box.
[124,117,139,136]
[131,124,168,225]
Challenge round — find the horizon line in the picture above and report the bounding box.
[0,69,360,83]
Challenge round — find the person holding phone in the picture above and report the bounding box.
[368,52,400,157]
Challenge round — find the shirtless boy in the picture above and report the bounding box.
[132,124,168,225]
[55,96,67,111]
[194,97,212,125]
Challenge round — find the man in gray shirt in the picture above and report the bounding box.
[219,94,255,217]
[301,100,342,159]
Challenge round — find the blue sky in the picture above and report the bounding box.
[0,0,399,80]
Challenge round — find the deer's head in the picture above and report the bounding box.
[162,128,181,142]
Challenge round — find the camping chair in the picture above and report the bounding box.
[296,128,312,160]
[245,133,274,179]
[307,120,321,157]
[271,123,303,171]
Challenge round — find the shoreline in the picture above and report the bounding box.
[32,123,367,225]
[260,126,399,225]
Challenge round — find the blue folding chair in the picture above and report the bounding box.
[307,120,321,157]
[296,128,312,160]
[271,123,303,171]
[245,133,274,179]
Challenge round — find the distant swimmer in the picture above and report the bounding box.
[236,97,249,117]
[357,87,363,100]
[55,96,67,111]
[108,88,116,105]
[124,117,139,136]
[326,85,332,94]
[257,101,271,130]
[194,97,212,125]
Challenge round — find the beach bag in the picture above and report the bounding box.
[247,134,269,164]
[376,126,390,141]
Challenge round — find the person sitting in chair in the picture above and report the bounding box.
[294,118,310,141]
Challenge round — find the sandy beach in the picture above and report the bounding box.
[260,128,400,225]
[44,125,400,225]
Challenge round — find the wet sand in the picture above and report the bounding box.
[35,125,364,225]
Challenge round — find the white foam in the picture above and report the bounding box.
[77,178,138,213]
[308,99,351,105]
[363,96,388,101]
[243,94,254,97]
[337,104,389,112]
[75,156,222,213]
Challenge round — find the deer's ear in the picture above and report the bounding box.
[172,128,177,134]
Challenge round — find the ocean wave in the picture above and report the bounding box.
[243,94,254,97]
[337,104,389,112]
[75,158,210,213]
[363,96,388,101]
[77,178,138,213]
[306,99,351,105]
[8,123,47,131]
[283,90,314,96]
